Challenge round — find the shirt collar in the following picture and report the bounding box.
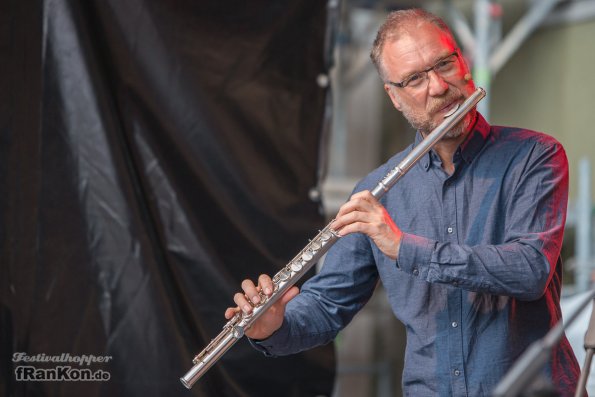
[415,112,491,172]
[415,132,432,171]
[460,112,490,164]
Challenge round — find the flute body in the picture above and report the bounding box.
[180,87,486,389]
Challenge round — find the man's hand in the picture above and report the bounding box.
[331,190,403,260]
[224,274,299,340]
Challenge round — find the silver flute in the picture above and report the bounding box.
[180,87,486,389]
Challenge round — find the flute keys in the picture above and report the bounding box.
[258,291,268,305]
[290,261,303,272]
[310,241,321,250]
[301,251,313,261]
[274,268,291,283]
[320,232,331,242]
[231,326,245,338]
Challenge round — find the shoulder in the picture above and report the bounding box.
[486,126,568,175]
[490,126,564,152]
[487,125,566,163]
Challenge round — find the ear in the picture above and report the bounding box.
[384,84,402,111]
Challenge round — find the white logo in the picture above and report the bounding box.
[13,353,113,382]
[15,366,110,382]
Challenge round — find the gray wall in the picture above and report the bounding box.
[491,18,595,202]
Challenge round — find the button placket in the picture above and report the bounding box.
[442,177,458,243]
[441,164,467,395]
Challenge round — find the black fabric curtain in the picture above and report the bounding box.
[0,1,336,396]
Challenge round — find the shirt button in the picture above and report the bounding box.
[454,369,461,376]
[452,281,458,287]
[447,227,454,234]
[413,268,419,276]
[451,321,458,328]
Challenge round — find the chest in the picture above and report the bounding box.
[382,158,517,246]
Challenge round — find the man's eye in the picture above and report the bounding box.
[406,73,423,86]
[435,60,454,71]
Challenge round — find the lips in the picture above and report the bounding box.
[443,102,460,118]
[429,93,463,119]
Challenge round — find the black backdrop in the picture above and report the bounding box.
[0,1,336,396]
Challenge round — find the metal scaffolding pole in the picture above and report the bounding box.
[489,0,560,75]
[473,0,493,119]
[445,0,568,120]
[576,158,593,293]
[444,0,476,60]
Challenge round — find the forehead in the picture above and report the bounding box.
[381,22,456,79]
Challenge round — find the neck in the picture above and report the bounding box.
[422,130,467,175]
[423,111,478,175]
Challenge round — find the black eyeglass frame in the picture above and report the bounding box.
[386,51,460,89]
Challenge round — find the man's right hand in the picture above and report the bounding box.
[224,274,300,340]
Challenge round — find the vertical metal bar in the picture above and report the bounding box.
[575,349,594,397]
[444,0,476,58]
[377,360,393,397]
[576,157,592,293]
[474,0,492,119]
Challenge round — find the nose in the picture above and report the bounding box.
[427,70,448,97]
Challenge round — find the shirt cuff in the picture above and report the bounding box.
[396,232,435,277]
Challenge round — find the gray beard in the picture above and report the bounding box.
[402,105,474,139]
[396,86,472,138]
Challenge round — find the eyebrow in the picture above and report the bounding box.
[400,51,456,81]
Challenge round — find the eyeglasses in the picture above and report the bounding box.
[387,52,460,90]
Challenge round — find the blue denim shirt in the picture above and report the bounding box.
[254,114,581,396]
